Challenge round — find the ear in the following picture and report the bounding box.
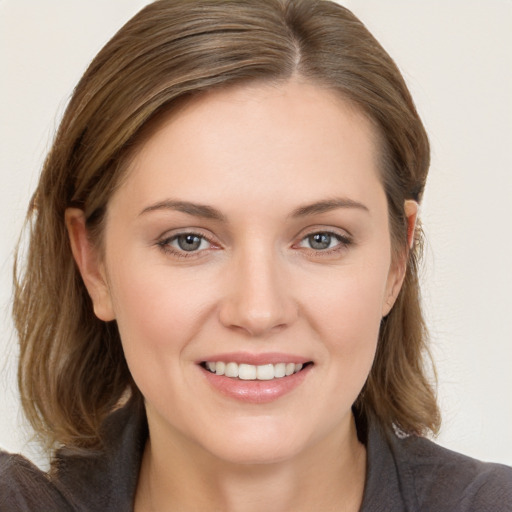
[65,208,116,321]
[382,200,419,317]
[404,199,419,249]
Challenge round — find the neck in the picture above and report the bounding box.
[135,413,366,512]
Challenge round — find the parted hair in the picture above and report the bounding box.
[14,0,440,452]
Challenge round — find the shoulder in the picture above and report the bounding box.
[0,400,146,512]
[393,433,512,511]
[0,450,72,511]
[51,398,147,511]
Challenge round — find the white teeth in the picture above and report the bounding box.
[205,361,307,380]
[215,361,225,376]
[225,362,239,378]
[274,363,286,378]
[239,364,257,380]
[256,364,274,381]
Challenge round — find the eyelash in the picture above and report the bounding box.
[156,231,217,259]
[295,231,353,256]
[156,230,353,259]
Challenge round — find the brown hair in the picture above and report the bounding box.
[14,0,439,452]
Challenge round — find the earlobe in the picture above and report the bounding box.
[381,200,419,317]
[65,208,115,321]
[382,278,401,317]
[382,262,406,317]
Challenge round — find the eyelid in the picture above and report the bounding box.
[156,228,220,258]
[169,233,210,251]
[154,225,353,259]
[294,225,353,243]
[292,226,353,254]
[298,233,345,248]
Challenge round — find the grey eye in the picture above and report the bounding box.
[176,234,204,251]
[307,233,333,250]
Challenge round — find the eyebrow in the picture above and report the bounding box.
[139,200,226,221]
[290,198,369,217]
[139,197,368,221]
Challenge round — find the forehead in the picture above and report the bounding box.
[111,79,385,218]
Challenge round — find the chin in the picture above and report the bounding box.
[208,437,302,466]
[193,417,315,466]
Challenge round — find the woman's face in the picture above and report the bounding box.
[87,80,404,464]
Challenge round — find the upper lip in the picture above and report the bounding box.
[198,352,312,365]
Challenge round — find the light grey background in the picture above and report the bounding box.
[1,0,511,467]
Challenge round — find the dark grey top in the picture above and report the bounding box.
[1,401,511,511]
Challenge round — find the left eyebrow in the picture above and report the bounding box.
[139,200,226,221]
[290,198,369,218]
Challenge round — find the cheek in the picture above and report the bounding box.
[306,263,388,337]
[302,262,389,375]
[106,262,220,413]
[106,259,215,367]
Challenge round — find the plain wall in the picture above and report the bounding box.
[1,0,511,467]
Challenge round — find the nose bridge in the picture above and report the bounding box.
[219,241,296,336]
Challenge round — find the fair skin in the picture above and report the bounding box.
[66,80,417,512]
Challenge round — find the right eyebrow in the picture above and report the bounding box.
[139,200,226,221]
[290,197,369,218]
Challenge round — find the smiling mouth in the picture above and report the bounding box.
[201,361,313,381]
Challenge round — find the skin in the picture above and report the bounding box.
[66,79,416,511]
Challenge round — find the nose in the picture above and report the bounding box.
[218,246,298,337]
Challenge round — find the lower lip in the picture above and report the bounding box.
[200,364,312,404]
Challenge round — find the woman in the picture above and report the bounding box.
[1,0,511,510]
